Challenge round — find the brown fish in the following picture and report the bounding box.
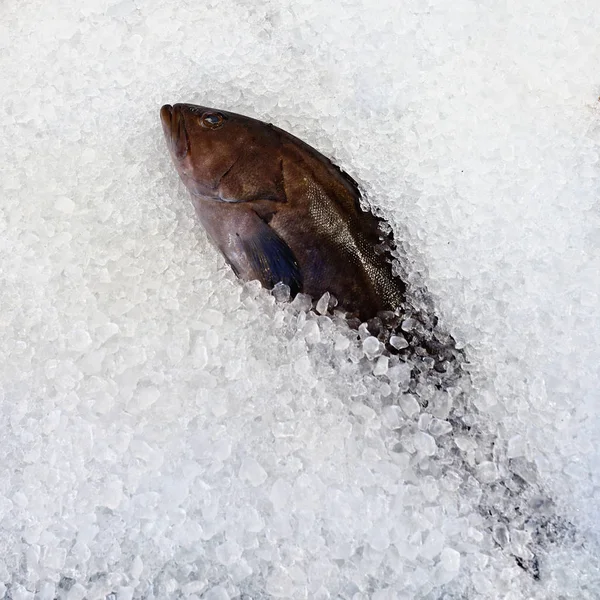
[160,103,405,321]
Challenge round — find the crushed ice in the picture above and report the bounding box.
[0,0,599,597]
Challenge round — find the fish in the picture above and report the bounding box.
[160,103,405,322]
[160,106,577,578]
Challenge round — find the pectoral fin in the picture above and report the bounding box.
[238,223,302,295]
[192,198,302,295]
[205,204,301,295]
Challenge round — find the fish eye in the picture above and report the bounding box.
[201,113,225,129]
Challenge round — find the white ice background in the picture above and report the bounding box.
[1,0,599,598]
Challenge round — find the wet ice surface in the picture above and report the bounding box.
[1,0,600,597]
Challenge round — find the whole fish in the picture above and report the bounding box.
[160,103,405,322]
[160,106,575,577]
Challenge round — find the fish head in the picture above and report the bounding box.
[160,103,284,203]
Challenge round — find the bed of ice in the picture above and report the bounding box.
[1,0,599,597]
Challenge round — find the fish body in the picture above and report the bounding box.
[160,103,405,321]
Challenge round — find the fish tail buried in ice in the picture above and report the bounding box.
[159,103,406,323]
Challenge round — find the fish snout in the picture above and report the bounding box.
[160,104,188,159]
[160,104,174,146]
[160,104,173,128]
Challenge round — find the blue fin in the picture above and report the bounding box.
[239,220,303,296]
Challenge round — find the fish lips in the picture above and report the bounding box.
[160,104,189,160]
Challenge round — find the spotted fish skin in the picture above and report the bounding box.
[160,103,405,321]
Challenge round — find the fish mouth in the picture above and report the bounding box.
[160,104,189,159]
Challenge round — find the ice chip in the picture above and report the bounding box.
[373,355,389,375]
[454,436,477,453]
[510,530,534,560]
[290,293,312,312]
[422,530,445,559]
[476,461,499,483]
[38,583,55,600]
[401,318,417,332]
[266,570,293,598]
[66,584,86,600]
[136,386,160,410]
[399,394,420,418]
[302,320,321,344]
[316,291,330,315]
[130,555,143,579]
[216,540,243,566]
[492,523,510,547]
[182,581,208,595]
[270,479,292,511]
[381,405,403,429]
[387,362,412,388]
[413,431,437,456]
[272,282,291,302]
[239,457,267,487]
[429,418,452,436]
[389,335,409,350]
[440,547,461,572]
[334,333,350,351]
[54,196,75,213]
[507,435,526,458]
[67,327,92,352]
[368,526,390,551]
[202,308,224,326]
[10,585,32,600]
[362,336,383,359]
[203,586,230,600]
[192,340,208,368]
[418,413,432,431]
